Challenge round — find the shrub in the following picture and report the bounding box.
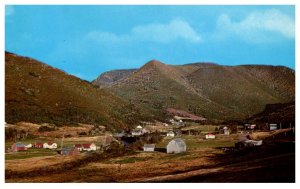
[38,126,55,132]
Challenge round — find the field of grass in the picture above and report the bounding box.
[5,148,58,160]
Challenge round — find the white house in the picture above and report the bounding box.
[132,130,143,136]
[43,142,58,149]
[167,131,175,137]
[74,143,97,151]
[205,133,216,139]
[25,143,32,148]
[269,124,277,131]
[143,144,155,152]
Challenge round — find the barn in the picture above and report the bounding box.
[11,143,27,152]
[167,138,186,154]
[143,144,155,152]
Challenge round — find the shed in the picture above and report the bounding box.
[167,138,186,154]
[143,144,155,152]
[269,124,277,131]
[132,130,143,136]
[205,133,216,139]
[167,131,175,137]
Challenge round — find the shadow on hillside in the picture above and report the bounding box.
[166,141,295,183]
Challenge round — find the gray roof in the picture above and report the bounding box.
[144,144,155,148]
[169,138,186,147]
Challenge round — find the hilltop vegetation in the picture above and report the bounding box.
[5,52,142,130]
[93,60,295,122]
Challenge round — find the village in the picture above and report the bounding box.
[4,110,295,182]
[5,110,294,157]
[4,103,295,182]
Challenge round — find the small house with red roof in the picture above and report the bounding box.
[33,142,44,148]
[74,143,96,151]
[205,133,216,139]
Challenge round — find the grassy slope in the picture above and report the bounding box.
[5,52,142,130]
[104,61,294,122]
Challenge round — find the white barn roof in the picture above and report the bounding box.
[167,138,186,154]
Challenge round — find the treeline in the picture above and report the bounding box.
[5,127,33,141]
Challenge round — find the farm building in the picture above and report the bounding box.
[205,133,216,139]
[43,142,58,149]
[269,124,278,131]
[167,131,175,137]
[74,143,96,151]
[132,129,143,136]
[33,142,44,148]
[167,138,186,154]
[136,125,143,129]
[143,144,155,152]
[61,147,79,155]
[25,143,32,148]
[11,143,27,152]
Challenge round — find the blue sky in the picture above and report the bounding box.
[5,5,295,81]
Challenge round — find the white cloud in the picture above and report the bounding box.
[132,19,201,43]
[217,9,295,43]
[86,31,130,44]
[6,5,15,16]
[86,18,201,44]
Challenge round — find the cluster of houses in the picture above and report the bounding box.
[8,141,98,156]
[9,141,58,152]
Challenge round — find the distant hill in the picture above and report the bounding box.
[5,52,142,130]
[93,60,295,122]
[92,69,137,88]
[246,102,295,126]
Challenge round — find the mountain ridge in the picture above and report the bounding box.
[93,60,295,122]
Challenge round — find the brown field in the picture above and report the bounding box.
[6,154,84,172]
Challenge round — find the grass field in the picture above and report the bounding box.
[5,148,58,160]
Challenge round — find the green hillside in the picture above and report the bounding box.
[5,52,142,130]
[94,60,295,122]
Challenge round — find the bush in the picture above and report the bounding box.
[38,126,55,132]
